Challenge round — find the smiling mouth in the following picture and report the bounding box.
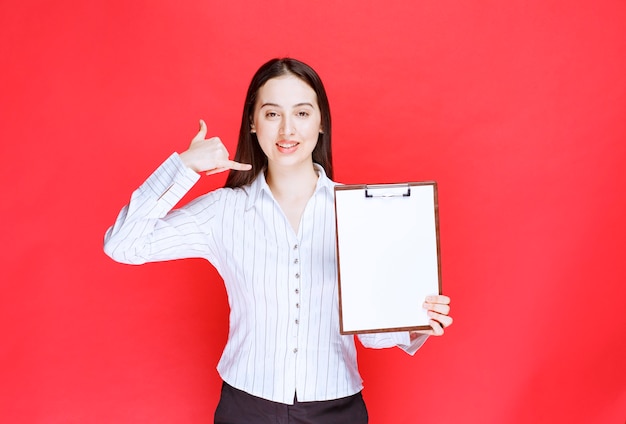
[277,142,299,149]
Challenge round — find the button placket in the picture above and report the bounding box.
[291,243,301,354]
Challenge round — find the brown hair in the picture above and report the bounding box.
[224,58,333,188]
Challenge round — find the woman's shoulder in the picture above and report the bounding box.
[185,183,253,212]
[195,184,249,203]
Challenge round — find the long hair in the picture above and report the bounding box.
[224,58,333,188]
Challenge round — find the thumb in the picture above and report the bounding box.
[193,119,208,141]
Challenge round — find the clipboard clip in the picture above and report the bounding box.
[364,184,411,198]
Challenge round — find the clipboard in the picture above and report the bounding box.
[334,182,441,334]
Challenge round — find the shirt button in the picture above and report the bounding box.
[295,288,299,294]
[295,273,300,279]
[294,258,299,264]
[293,348,298,353]
[293,244,298,250]
[296,303,300,308]
[295,319,299,325]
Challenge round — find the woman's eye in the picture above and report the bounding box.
[265,112,278,118]
[297,111,310,117]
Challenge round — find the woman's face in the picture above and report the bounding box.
[252,75,322,171]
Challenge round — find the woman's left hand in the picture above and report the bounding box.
[410,295,453,338]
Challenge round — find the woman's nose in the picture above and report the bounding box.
[279,117,295,135]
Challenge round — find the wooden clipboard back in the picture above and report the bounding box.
[334,182,441,335]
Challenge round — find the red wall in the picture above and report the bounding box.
[1,1,625,422]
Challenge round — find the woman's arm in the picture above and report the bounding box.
[103,152,203,264]
[103,120,251,264]
[356,295,453,355]
[357,331,429,356]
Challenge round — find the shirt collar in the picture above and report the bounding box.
[244,163,335,211]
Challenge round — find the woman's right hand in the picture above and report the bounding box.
[179,119,252,175]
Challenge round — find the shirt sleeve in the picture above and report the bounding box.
[103,152,210,265]
[357,332,429,356]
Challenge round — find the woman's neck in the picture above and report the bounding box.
[266,162,319,201]
[265,162,319,233]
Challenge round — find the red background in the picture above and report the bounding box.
[1,0,625,422]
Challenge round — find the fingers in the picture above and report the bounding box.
[428,311,453,329]
[189,120,252,175]
[227,160,253,171]
[205,162,252,175]
[205,167,231,176]
[429,319,445,336]
[424,302,450,315]
[423,295,450,314]
[410,320,446,337]
[425,294,450,305]
[424,315,453,337]
[212,159,252,172]
[205,160,252,175]
[423,293,453,336]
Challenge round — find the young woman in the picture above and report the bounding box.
[104,58,453,423]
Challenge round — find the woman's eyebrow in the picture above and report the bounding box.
[260,102,315,108]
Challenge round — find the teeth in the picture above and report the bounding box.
[278,143,297,148]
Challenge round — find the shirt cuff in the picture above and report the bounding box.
[140,152,200,209]
[396,332,429,356]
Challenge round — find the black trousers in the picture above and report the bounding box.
[214,382,369,424]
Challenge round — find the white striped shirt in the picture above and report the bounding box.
[104,153,428,404]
